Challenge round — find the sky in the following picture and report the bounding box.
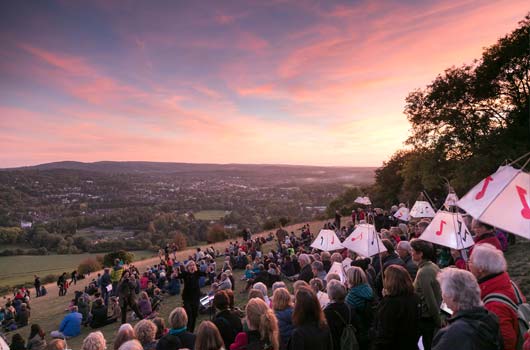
[0,1,528,168]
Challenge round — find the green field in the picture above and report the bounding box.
[194,210,231,220]
[0,250,155,288]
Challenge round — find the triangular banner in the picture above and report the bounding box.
[354,196,372,206]
[393,207,410,221]
[444,192,459,210]
[342,224,387,257]
[410,201,436,218]
[326,261,346,283]
[418,211,474,249]
[457,165,530,239]
[310,229,344,251]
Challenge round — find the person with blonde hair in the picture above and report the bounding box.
[345,266,374,330]
[195,321,224,350]
[82,332,106,350]
[134,320,158,350]
[272,288,294,349]
[156,307,195,350]
[230,298,279,350]
[114,324,136,350]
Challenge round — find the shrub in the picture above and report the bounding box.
[207,224,227,243]
[78,257,102,275]
[173,231,188,250]
[103,250,134,267]
[42,274,59,284]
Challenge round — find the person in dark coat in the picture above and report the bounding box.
[117,270,143,324]
[288,287,332,350]
[297,254,313,283]
[372,265,420,350]
[324,280,364,350]
[374,239,406,297]
[396,241,418,280]
[432,267,503,350]
[179,260,206,332]
[90,298,117,328]
[100,268,112,305]
[10,333,26,350]
[212,291,242,349]
[157,307,196,350]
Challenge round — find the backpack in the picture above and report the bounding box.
[484,281,530,350]
[333,308,360,350]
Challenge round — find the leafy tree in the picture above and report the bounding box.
[370,14,530,205]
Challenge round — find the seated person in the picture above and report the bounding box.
[50,306,82,339]
[138,292,154,318]
[15,303,30,327]
[90,298,117,328]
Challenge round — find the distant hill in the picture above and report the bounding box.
[4,161,377,180]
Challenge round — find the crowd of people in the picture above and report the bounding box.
[2,205,530,350]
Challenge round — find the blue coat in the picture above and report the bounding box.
[59,311,82,337]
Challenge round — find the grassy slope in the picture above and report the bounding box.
[4,222,529,349]
[0,251,155,287]
[2,221,324,349]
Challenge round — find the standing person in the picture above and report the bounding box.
[372,265,420,350]
[100,268,112,305]
[34,276,41,297]
[111,259,124,296]
[470,220,503,252]
[288,287,332,350]
[334,210,341,231]
[411,239,442,350]
[432,268,503,350]
[324,280,363,350]
[117,271,143,324]
[180,260,206,332]
[469,244,524,350]
[57,273,67,296]
[71,271,78,286]
[134,320,158,350]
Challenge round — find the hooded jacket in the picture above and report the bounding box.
[432,307,502,350]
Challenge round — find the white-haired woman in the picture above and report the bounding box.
[469,243,525,350]
[432,268,502,350]
[82,332,106,350]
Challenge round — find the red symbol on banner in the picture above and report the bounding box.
[331,235,335,244]
[475,176,493,200]
[351,233,363,241]
[516,186,530,219]
[436,220,447,236]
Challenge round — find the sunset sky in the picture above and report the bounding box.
[0,1,528,168]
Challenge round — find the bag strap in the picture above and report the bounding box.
[510,280,524,305]
[484,293,518,312]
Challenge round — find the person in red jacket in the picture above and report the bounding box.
[470,220,503,252]
[469,243,525,350]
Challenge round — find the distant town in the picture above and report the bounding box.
[0,162,375,255]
